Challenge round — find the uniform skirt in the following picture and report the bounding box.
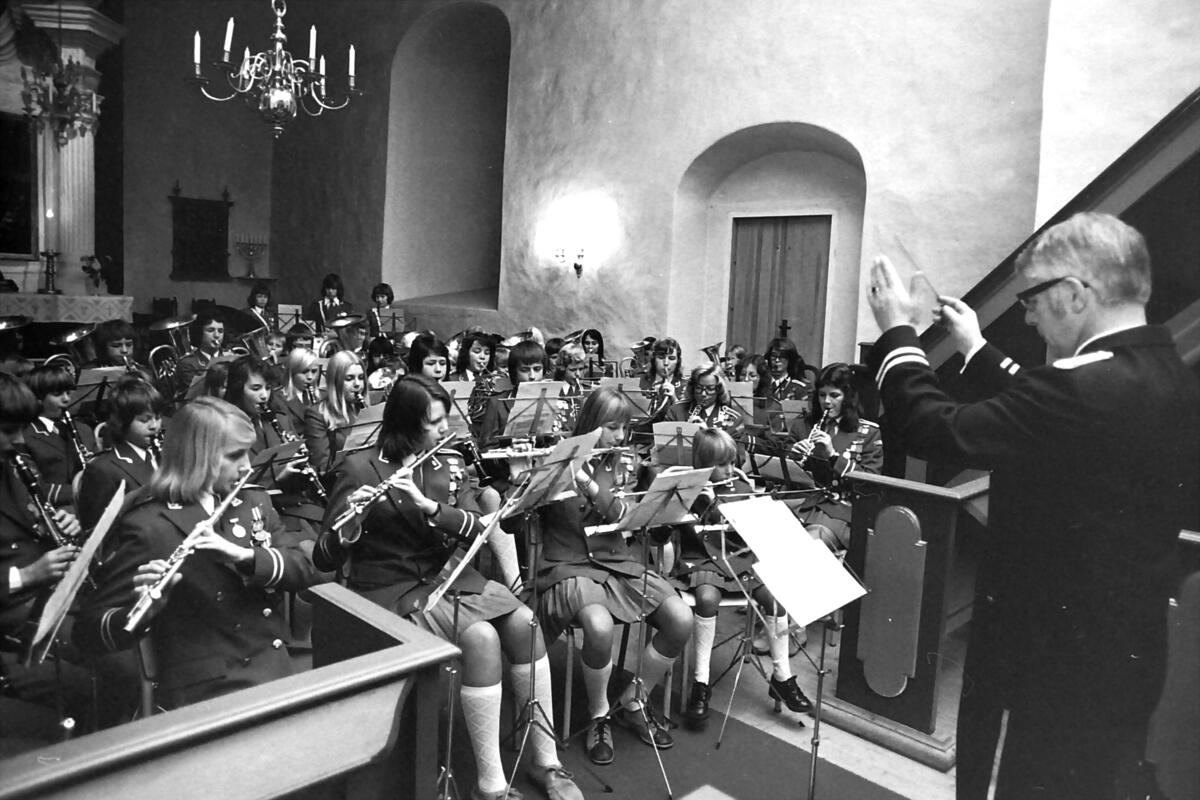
[410,579,525,642]
[537,569,677,642]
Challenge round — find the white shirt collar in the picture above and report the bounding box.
[37,415,58,433]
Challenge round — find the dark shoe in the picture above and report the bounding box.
[682,681,711,727]
[529,765,584,800]
[614,705,674,749]
[769,675,813,713]
[585,716,614,765]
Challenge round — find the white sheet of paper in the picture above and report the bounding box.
[719,496,865,627]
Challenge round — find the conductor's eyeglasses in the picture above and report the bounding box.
[1017,276,1089,309]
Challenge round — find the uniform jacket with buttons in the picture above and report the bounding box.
[74,486,318,709]
[315,447,484,616]
[76,441,155,531]
[869,324,1200,714]
[21,418,96,508]
[536,452,649,591]
[0,459,57,637]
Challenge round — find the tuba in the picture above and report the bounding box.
[48,324,96,377]
[239,325,271,359]
[701,341,724,369]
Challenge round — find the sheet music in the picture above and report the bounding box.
[339,402,386,452]
[441,380,476,438]
[502,380,567,439]
[30,483,127,662]
[606,466,712,532]
[650,421,703,467]
[718,496,865,627]
[595,376,652,416]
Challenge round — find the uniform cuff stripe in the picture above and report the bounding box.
[101,607,120,650]
[877,347,929,387]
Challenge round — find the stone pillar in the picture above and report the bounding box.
[22,1,123,295]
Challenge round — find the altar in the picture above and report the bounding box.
[0,293,133,323]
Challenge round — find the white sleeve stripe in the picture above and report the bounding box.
[456,511,471,540]
[270,548,284,587]
[877,347,929,387]
[1007,363,1020,375]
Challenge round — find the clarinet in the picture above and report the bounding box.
[260,405,328,502]
[10,453,75,547]
[60,410,96,468]
[798,408,833,470]
[148,432,164,463]
[328,433,458,533]
[123,469,253,633]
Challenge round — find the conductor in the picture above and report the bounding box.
[866,212,1200,800]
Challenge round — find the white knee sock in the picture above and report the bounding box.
[486,526,523,591]
[582,660,612,719]
[619,641,675,711]
[766,615,793,681]
[692,614,717,684]
[459,682,506,793]
[508,657,561,769]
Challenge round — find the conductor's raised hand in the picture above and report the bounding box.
[933,296,986,356]
[868,255,921,331]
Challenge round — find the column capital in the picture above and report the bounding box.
[20,1,125,65]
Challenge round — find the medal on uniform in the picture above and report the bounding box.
[229,517,248,539]
[250,506,269,544]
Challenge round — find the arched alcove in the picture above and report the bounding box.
[382,3,509,306]
[668,123,866,364]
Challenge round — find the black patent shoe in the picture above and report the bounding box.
[682,681,711,727]
[768,675,813,714]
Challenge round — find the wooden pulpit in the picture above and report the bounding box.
[822,471,989,771]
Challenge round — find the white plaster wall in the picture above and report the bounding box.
[703,150,866,366]
[1035,0,1200,225]
[492,0,1049,359]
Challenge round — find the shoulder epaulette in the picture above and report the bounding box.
[1052,350,1113,370]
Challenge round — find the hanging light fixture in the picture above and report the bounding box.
[191,0,359,138]
[19,2,102,148]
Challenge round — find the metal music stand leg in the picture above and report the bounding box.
[713,604,777,749]
[436,591,463,800]
[504,512,564,798]
[801,615,839,800]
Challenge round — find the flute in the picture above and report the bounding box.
[123,469,253,633]
[327,433,459,533]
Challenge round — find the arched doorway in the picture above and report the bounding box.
[669,123,866,365]
[382,3,510,306]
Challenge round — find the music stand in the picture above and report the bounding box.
[650,421,703,468]
[595,376,652,417]
[249,441,305,489]
[502,380,567,440]
[70,367,124,418]
[338,403,386,453]
[26,484,127,666]
[718,496,867,800]
[440,381,476,439]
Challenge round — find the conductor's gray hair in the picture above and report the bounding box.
[1015,212,1151,306]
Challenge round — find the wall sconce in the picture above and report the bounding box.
[536,190,620,279]
[554,247,585,278]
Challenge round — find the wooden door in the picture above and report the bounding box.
[726,215,830,362]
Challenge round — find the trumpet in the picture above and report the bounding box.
[10,453,75,547]
[61,410,96,467]
[259,405,328,502]
[124,469,253,633]
[328,432,459,533]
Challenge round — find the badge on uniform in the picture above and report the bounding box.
[228,517,248,539]
[250,505,270,544]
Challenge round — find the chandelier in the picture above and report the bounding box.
[19,4,102,148]
[191,0,359,138]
